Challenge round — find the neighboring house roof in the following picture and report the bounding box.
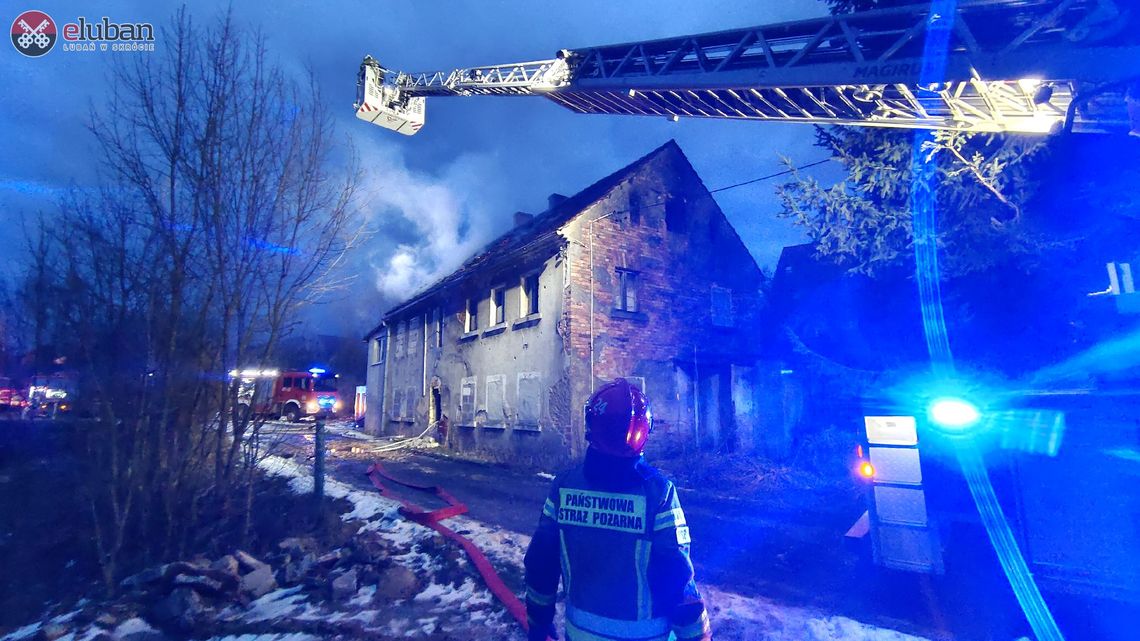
[365,140,688,339]
[771,243,926,372]
[771,243,844,306]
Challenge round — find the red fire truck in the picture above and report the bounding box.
[0,377,26,412]
[233,368,344,422]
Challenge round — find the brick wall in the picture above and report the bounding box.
[558,144,770,454]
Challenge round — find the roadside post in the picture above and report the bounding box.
[314,414,326,504]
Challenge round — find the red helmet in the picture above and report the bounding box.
[584,379,652,457]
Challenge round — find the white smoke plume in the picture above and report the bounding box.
[357,139,517,301]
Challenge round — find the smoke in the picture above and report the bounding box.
[356,138,517,301]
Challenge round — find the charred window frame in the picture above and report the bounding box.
[520,273,540,317]
[465,297,479,334]
[491,286,506,326]
[370,334,387,365]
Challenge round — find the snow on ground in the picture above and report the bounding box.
[1,608,84,641]
[704,587,933,641]
[204,635,318,641]
[1,445,935,641]
[258,454,524,639]
[258,452,936,641]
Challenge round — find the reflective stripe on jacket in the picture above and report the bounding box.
[524,449,711,641]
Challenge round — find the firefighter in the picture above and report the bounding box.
[524,378,712,641]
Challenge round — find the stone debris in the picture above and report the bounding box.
[376,565,423,601]
[149,587,204,632]
[233,550,270,575]
[276,537,318,555]
[283,553,315,585]
[238,564,278,600]
[4,454,530,641]
[210,555,240,576]
[330,567,358,601]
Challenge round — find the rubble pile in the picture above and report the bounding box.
[3,524,516,641]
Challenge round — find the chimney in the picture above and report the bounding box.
[514,211,534,227]
[547,193,568,210]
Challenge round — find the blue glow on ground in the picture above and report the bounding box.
[911,3,1064,639]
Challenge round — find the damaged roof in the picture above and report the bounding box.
[365,140,688,339]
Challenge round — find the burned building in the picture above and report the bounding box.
[363,140,774,466]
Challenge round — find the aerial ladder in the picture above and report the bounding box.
[354,0,1138,137]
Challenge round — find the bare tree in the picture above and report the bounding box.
[27,8,362,589]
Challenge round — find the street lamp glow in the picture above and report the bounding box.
[928,397,981,430]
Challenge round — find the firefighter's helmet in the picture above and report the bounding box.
[584,378,652,457]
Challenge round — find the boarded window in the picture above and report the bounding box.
[486,375,505,425]
[517,373,542,426]
[460,377,476,423]
[616,269,639,312]
[407,317,420,355]
[394,323,404,358]
[521,273,540,316]
[404,387,417,420]
[391,389,403,420]
[711,286,733,327]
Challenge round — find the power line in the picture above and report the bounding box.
[709,158,832,194]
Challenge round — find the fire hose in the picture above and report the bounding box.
[366,420,438,453]
[365,462,551,640]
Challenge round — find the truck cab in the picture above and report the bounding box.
[25,373,77,418]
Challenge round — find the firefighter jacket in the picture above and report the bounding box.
[524,449,712,641]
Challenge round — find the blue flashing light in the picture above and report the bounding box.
[928,397,981,430]
[308,367,326,376]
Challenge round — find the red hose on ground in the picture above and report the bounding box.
[365,462,544,638]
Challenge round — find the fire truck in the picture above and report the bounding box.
[351,1,1138,636]
[0,376,26,412]
[24,372,77,419]
[851,263,1140,607]
[232,368,344,422]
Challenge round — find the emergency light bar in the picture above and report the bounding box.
[228,369,280,378]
